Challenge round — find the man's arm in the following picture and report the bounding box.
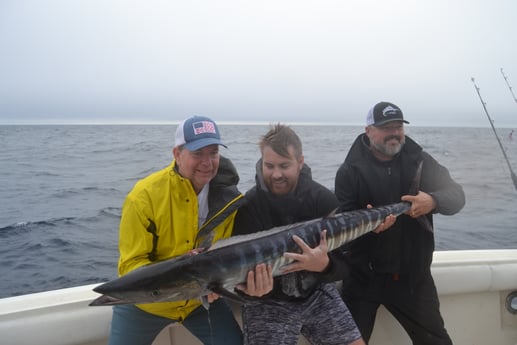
[420,153,466,215]
[335,163,362,212]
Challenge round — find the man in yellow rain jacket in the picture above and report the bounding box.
[108,115,262,345]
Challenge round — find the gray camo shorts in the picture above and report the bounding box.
[241,283,362,345]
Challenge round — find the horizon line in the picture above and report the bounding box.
[0,121,513,129]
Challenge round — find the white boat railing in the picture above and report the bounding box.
[1,249,517,345]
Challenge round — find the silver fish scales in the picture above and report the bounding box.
[89,201,411,306]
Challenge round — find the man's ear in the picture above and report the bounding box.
[173,146,180,161]
[298,155,305,169]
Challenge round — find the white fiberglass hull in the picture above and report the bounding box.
[1,250,517,345]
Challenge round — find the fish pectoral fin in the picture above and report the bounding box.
[208,284,247,304]
[210,284,279,304]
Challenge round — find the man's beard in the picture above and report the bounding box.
[372,136,404,157]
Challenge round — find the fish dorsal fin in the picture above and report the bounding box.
[410,160,433,233]
[195,225,216,251]
[409,160,423,196]
[325,208,338,218]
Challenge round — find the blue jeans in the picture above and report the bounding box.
[108,300,242,345]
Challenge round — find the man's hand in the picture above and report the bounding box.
[374,214,396,233]
[366,204,396,233]
[187,248,205,256]
[235,263,273,297]
[401,191,436,218]
[205,292,220,303]
[281,230,330,274]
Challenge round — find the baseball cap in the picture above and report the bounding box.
[366,102,410,126]
[174,115,227,151]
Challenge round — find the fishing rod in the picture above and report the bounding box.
[471,77,517,191]
[500,68,517,104]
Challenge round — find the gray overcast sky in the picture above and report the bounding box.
[0,0,516,126]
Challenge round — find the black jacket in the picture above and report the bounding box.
[195,155,246,249]
[335,134,465,287]
[233,160,348,301]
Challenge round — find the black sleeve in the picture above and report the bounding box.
[316,248,351,283]
[232,202,262,236]
[312,182,340,216]
[334,162,362,212]
[232,187,270,236]
[422,153,466,215]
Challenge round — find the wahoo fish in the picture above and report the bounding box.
[89,201,415,306]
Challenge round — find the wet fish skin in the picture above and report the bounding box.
[89,201,411,306]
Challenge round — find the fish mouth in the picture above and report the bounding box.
[89,294,128,306]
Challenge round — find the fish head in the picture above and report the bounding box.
[89,256,208,306]
[89,278,205,306]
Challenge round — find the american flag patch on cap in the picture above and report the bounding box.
[193,121,216,135]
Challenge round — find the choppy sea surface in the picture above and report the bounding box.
[1,124,516,298]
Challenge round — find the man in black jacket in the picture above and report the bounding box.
[233,124,365,345]
[335,102,466,345]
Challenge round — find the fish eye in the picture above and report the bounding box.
[149,290,161,297]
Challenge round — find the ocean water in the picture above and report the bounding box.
[1,124,516,299]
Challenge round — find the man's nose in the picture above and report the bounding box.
[199,154,212,165]
[271,167,282,178]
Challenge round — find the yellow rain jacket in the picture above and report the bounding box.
[117,156,244,321]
